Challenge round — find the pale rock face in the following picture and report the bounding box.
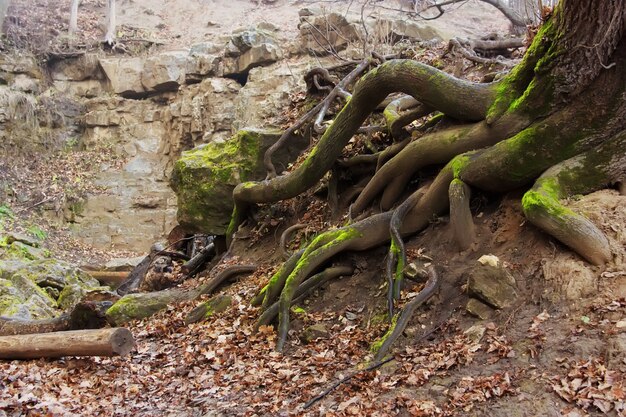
[99,57,146,97]
[75,76,242,251]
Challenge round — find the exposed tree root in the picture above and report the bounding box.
[255,265,354,329]
[449,179,475,250]
[263,59,373,179]
[229,59,498,240]
[279,224,307,260]
[522,131,626,265]
[228,2,626,353]
[446,36,523,68]
[373,265,439,362]
[383,95,432,139]
[387,187,426,317]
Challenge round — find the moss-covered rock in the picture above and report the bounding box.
[170,128,308,234]
[0,238,107,319]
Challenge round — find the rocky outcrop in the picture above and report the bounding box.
[142,51,188,92]
[0,237,104,319]
[233,56,332,131]
[99,57,146,98]
[171,128,308,234]
[298,10,363,55]
[186,42,224,82]
[74,77,242,250]
[223,30,283,77]
[368,18,444,44]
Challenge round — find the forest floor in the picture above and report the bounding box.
[1,1,625,416]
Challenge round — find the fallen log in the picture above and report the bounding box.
[181,239,216,276]
[0,328,135,359]
[86,270,129,286]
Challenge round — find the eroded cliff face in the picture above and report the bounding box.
[0,2,500,252]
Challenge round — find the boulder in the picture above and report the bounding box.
[186,52,222,82]
[223,29,283,77]
[142,51,188,92]
[466,262,517,309]
[99,57,146,97]
[224,43,282,76]
[301,323,329,343]
[368,18,443,44]
[466,298,493,320]
[170,128,308,234]
[298,11,363,55]
[0,246,104,319]
[185,294,233,324]
[103,256,146,271]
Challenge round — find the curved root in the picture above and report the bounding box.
[353,113,530,214]
[522,131,626,264]
[387,187,426,317]
[373,265,439,362]
[229,59,499,239]
[255,264,354,329]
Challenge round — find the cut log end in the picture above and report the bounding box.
[110,327,135,356]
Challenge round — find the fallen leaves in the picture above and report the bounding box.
[551,358,625,415]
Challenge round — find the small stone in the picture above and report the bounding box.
[616,320,626,329]
[463,324,486,343]
[467,263,517,309]
[300,323,329,343]
[477,254,500,268]
[466,298,494,320]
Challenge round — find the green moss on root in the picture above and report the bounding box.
[370,313,399,354]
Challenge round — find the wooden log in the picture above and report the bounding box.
[87,270,129,286]
[181,241,215,276]
[0,328,135,359]
[0,315,70,336]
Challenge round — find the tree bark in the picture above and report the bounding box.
[104,0,116,44]
[0,328,134,359]
[69,0,80,36]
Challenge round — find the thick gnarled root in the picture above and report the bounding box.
[522,132,626,265]
[352,114,530,214]
[228,59,499,238]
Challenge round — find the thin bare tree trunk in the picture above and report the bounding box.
[69,0,80,36]
[104,0,115,44]
[0,0,10,33]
